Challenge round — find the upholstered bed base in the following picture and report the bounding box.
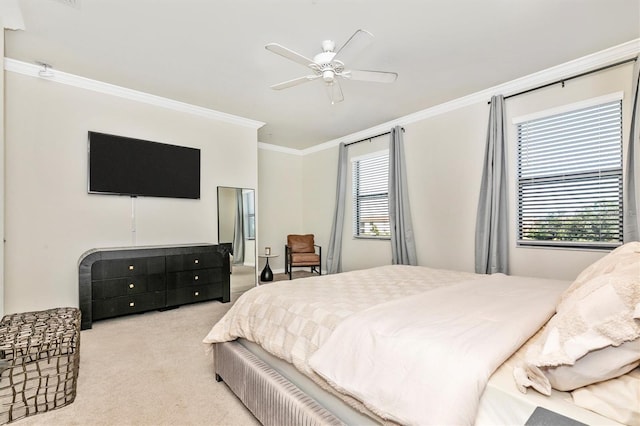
[214,339,620,426]
[214,341,346,426]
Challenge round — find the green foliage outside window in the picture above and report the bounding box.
[522,202,620,243]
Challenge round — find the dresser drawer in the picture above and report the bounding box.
[92,274,166,300]
[165,252,221,272]
[92,292,166,320]
[166,268,222,289]
[166,284,222,306]
[92,256,165,280]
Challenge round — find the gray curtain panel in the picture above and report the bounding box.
[232,188,245,265]
[624,56,640,242]
[326,143,348,274]
[389,126,417,265]
[475,95,508,274]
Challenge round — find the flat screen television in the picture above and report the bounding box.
[88,131,201,199]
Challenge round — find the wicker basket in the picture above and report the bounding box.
[0,307,81,424]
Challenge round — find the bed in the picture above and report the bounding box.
[203,242,640,425]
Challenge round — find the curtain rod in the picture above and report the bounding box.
[345,127,405,147]
[488,57,637,104]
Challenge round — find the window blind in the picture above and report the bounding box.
[517,99,623,248]
[353,153,390,238]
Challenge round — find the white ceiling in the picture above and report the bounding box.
[5,0,640,150]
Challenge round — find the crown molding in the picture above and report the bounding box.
[3,58,265,129]
[301,38,640,156]
[257,141,303,156]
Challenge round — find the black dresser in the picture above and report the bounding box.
[79,244,230,330]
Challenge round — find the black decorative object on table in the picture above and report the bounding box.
[259,255,278,282]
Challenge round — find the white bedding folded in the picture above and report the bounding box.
[308,274,568,426]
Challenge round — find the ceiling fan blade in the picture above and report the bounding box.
[344,69,398,83]
[270,75,319,90]
[333,29,374,64]
[265,43,316,68]
[326,80,344,104]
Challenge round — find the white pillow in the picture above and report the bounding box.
[529,244,639,366]
[514,241,640,395]
[559,241,640,308]
[542,338,640,391]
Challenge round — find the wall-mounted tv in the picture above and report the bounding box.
[88,131,201,199]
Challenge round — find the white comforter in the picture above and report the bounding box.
[204,265,481,375]
[308,274,568,426]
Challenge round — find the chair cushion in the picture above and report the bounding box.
[287,234,315,253]
[290,253,320,265]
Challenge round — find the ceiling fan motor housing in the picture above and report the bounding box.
[321,40,336,52]
[322,70,334,82]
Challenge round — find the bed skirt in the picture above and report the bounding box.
[214,341,345,426]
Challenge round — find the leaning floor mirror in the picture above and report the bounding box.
[217,186,256,293]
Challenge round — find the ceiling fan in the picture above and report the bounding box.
[265,29,398,104]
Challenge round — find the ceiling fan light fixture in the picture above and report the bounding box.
[322,69,334,82]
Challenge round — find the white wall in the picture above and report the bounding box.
[300,145,347,270]
[256,148,303,273]
[405,102,489,273]
[259,59,636,281]
[4,71,258,314]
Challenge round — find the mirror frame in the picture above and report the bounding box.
[217,186,257,288]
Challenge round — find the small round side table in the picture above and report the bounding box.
[258,254,279,282]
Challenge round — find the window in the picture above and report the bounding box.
[352,151,390,238]
[516,96,623,249]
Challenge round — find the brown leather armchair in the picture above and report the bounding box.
[284,234,321,280]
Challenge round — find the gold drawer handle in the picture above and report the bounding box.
[194,259,199,264]
[129,283,135,289]
[129,265,134,271]
[129,302,135,307]
[194,275,199,281]
[194,291,199,296]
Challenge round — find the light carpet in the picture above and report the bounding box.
[16,293,259,426]
[231,264,258,293]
